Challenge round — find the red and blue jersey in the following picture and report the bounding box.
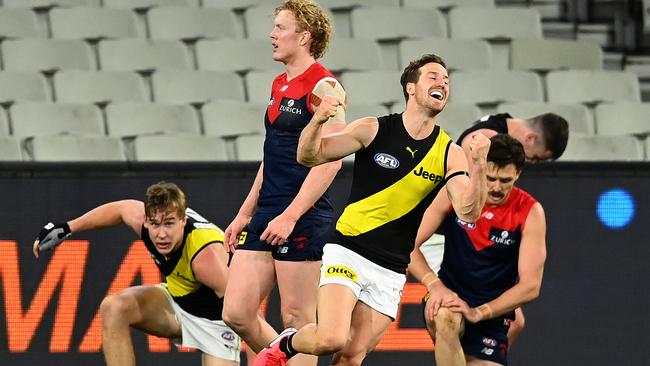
[438,187,537,306]
[256,62,339,220]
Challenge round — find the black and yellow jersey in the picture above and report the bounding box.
[141,208,225,320]
[333,113,452,273]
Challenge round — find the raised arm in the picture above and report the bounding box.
[297,95,378,167]
[33,200,145,257]
[444,134,490,223]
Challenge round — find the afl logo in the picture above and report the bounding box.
[374,153,399,169]
[221,331,236,341]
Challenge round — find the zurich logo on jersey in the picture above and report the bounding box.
[374,153,399,169]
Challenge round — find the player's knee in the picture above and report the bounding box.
[221,307,249,333]
[314,333,347,355]
[280,305,314,329]
[433,307,462,336]
[99,294,134,326]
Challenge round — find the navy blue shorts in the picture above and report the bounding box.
[461,313,513,365]
[237,212,333,261]
[421,296,513,365]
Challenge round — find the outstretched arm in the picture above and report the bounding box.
[444,135,490,223]
[33,200,145,257]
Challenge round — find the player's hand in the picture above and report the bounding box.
[443,297,482,324]
[313,95,344,125]
[424,281,458,322]
[468,133,491,164]
[33,222,71,258]
[260,213,297,246]
[224,214,251,253]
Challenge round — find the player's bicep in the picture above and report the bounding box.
[444,144,471,203]
[118,200,146,235]
[311,77,347,126]
[518,203,547,284]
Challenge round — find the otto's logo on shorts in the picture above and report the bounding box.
[221,330,236,341]
[374,153,399,169]
[325,265,358,283]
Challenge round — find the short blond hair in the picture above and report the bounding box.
[276,0,332,59]
[145,182,186,219]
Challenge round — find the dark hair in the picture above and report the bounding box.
[528,113,569,160]
[145,182,186,219]
[488,134,526,171]
[400,54,447,102]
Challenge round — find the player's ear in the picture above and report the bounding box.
[406,82,415,97]
[299,31,311,46]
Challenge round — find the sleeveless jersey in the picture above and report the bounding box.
[439,187,537,306]
[333,113,453,273]
[257,62,340,219]
[141,208,225,320]
[456,113,511,145]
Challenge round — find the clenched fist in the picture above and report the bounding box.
[468,133,491,164]
[313,95,344,125]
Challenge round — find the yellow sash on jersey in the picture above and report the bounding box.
[336,131,451,236]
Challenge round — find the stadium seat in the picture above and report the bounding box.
[320,39,384,73]
[103,0,199,10]
[497,102,595,135]
[0,72,51,103]
[202,0,277,10]
[54,71,148,104]
[319,0,399,10]
[559,135,644,161]
[2,39,95,72]
[106,102,200,137]
[0,108,9,136]
[546,70,641,104]
[594,102,650,136]
[436,103,484,140]
[0,8,43,39]
[133,134,228,161]
[448,7,542,40]
[449,70,544,105]
[202,100,265,138]
[26,135,126,161]
[99,39,192,72]
[10,102,104,138]
[152,70,245,104]
[50,7,140,41]
[399,38,492,71]
[245,70,279,105]
[235,134,265,161]
[340,70,404,106]
[403,0,494,11]
[2,0,100,8]
[350,7,447,40]
[345,103,390,122]
[510,38,603,72]
[147,7,241,41]
[0,136,22,161]
[195,39,281,73]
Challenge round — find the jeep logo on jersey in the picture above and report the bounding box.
[374,153,399,169]
[325,265,358,283]
[279,97,303,115]
[488,227,520,246]
[413,166,443,183]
